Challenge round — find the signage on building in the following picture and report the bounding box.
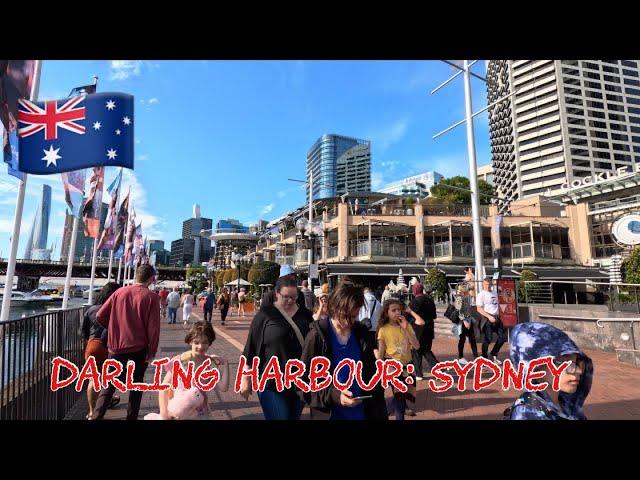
[547,165,639,195]
[497,279,518,328]
[611,214,640,246]
[309,263,319,279]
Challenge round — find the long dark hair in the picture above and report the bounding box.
[377,298,405,331]
[94,282,120,305]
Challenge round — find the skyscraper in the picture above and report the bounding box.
[306,134,370,201]
[487,60,640,213]
[335,143,372,194]
[169,207,213,266]
[23,184,51,260]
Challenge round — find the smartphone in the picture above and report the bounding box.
[350,395,373,401]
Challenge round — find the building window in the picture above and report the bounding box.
[624,78,640,87]
[592,130,608,139]
[614,153,632,161]
[567,116,586,125]
[623,69,640,78]
[570,137,588,146]
[603,65,620,74]
[606,94,624,102]
[566,96,583,106]
[592,140,610,149]
[622,61,638,68]
[593,150,611,159]
[564,76,581,86]
[631,116,640,124]
[610,122,628,131]
[586,100,604,109]
[608,103,625,112]
[611,133,629,141]
[609,113,626,122]
[626,87,640,96]
[583,62,600,71]
[585,71,601,80]
[568,127,586,136]
[571,148,590,156]
[603,74,620,83]
[562,67,579,76]
[589,110,606,119]
[586,90,603,99]
[612,143,630,152]
[605,83,623,93]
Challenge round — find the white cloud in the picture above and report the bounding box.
[137,154,149,162]
[408,153,470,179]
[119,170,166,239]
[371,118,409,154]
[148,98,159,105]
[0,219,15,233]
[261,203,275,215]
[277,191,287,199]
[108,61,143,81]
[371,172,384,190]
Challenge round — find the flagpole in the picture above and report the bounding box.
[107,250,114,281]
[62,216,80,310]
[86,76,101,305]
[0,60,42,322]
[116,256,122,283]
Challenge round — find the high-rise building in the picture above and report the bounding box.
[379,171,444,197]
[60,203,109,262]
[23,184,51,260]
[169,208,213,266]
[306,134,370,202]
[487,60,640,213]
[477,164,494,186]
[335,143,371,195]
[216,218,249,233]
[148,239,165,255]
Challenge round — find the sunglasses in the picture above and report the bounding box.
[553,357,586,374]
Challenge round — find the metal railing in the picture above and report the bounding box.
[428,241,493,259]
[348,240,416,258]
[0,307,86,420]
[275,256,294,266]
[520,280,640,313]
[422,204,490,217]
[512,243,571,260]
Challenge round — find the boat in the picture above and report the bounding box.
[82,286,102,299]
[0,290,64,307]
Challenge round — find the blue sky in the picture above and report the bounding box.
[0,60,492,260]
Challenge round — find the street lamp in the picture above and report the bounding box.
[232,252,242,297]
[296,217,323,289]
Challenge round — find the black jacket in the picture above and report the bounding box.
[300,317,388,420]
[410,294,437,324]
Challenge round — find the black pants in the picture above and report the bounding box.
[411,322,438,376]
[92,348,148,420]
[458,322,478,359]
[204,308,212,323]
[481,318,507,358]
[220,307,229,323]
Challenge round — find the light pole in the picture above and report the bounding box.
[232,251,242,299]
[295,217,322,290]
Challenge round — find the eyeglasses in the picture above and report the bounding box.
[553,358,586,374]
[278,294,297,302]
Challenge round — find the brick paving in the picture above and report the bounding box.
[70,305,640,420]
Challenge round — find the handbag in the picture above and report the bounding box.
[443,304,460,324]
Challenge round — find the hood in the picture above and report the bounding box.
[510,322,593,418]
[364,291,377,301]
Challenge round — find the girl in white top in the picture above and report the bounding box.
[181,289,195,326]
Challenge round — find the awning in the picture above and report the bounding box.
[510,267,609,280]
[324,263,430,277]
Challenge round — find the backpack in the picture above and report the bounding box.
[360,297,379,331]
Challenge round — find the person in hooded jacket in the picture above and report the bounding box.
[301,280,388,420]
[506,322,593,420]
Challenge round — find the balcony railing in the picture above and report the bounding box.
[512,243,571,260]
[275,256,294,266]
[423,204,490,217]
[428,241,493,258]
[328,246,338,258]
[348,241,416,258]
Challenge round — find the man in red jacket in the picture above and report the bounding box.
[91,264,160,420]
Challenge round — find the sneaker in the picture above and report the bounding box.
[458,357,469,366]
[492,355,502,365]
[415,375,424,381]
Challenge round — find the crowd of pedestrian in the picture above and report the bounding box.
[81,263,592,421]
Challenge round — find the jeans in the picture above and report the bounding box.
[481,317,507,358]
[92,348,148,420]
[411,322,438,376]
[220,307,229,324]
[204,309,212,323]
[257,390,304,420]
[167,307,177,324]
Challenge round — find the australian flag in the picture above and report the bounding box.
[17,92,134,174]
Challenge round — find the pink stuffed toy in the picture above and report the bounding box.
[145,355,209,420]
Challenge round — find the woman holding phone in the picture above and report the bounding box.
[301,280,388,420]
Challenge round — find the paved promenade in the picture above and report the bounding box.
[67,305,640,420]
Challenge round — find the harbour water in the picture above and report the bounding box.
[7,297,87,321]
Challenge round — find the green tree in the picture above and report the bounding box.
[248,261,280,292]
[186,266,208,293]
[623,246,640,284]
[215,270,226,289]
[424,267,447,302]
[222,268,235,285]
[429,175,495,205]
[518,269,538,303]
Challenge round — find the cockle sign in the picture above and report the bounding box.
[546,165,638,195]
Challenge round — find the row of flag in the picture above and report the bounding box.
[1,59,146,267]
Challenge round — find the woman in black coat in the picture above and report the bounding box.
[301,280,388,420]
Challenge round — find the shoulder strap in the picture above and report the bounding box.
[273,304,305,348]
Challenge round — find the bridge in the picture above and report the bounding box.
[0,259,187,282]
